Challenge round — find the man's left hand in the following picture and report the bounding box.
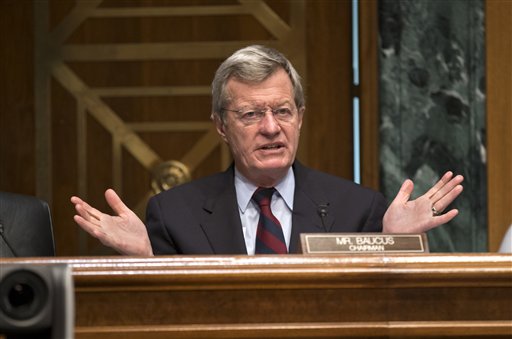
[383,171,464,233]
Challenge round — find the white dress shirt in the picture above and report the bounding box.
[234,167,295,255]
[499,224,512,253]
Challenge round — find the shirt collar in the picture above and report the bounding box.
[235,167,295,213]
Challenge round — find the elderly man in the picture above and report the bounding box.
[71,45,463,256]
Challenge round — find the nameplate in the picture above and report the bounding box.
[300,233,429,254]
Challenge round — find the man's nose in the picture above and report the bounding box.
[259,111,281,134]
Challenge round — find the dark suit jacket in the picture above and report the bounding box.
[146,162,387,255]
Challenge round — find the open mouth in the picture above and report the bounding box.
[259,143,284,150]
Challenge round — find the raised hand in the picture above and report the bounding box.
[383,171,464,234]
[71,189,153,256]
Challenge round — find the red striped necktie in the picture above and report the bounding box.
[252,187,288,254]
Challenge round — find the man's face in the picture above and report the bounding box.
[215,68,304,186]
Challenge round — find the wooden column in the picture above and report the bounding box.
[486,0,512,251]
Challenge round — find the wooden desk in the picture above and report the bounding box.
[3,254,512,338]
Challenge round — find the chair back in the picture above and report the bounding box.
[0,191,55,257]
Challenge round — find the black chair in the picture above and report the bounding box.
[0,191,55,257]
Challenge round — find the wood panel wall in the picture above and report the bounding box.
[359,0,379,190]
[305,0,353,180]
[1,0,509,254]
[0,0,352,256]
[486,0,512,251]
[0,1,36,195]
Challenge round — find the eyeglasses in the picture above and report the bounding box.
[222,105,297,126]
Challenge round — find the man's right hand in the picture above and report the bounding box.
[71,189,153,256]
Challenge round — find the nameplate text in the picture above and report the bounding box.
[300,233,429,254]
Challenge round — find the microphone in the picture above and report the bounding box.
[0,221,17,257]
[317,203,329,232]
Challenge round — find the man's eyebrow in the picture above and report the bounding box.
[266,100,293,107]
[236,99,293,108]
[278,99,295,105]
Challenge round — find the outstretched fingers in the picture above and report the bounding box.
[434,183,464,213]
[425,171,453,198]
[105,189,130,215]
[70,191,152,255]
[70,195,110,242]
[391,179,414,206]
[425,208,460,232]
[383,172,464,234]
[73,212,100,237]
[427,172,464,213]
[71,196,103,223]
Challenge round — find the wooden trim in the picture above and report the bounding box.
[2,255,511,339]
[486,0,512,251]
[74,321,512,338]
[359,0,380,191]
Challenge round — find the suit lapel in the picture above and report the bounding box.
[289,162,335,253]
[197,162,335,254]
[199,167,248,254]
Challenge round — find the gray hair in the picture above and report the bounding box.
[211,45,305,122]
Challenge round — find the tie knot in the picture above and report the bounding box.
[252,187,276,207]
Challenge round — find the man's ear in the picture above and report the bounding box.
[297,106,305,130]
[214,115,229,144]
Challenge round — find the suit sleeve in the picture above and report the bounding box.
[145,195,178,255]
[360,191,387,233]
